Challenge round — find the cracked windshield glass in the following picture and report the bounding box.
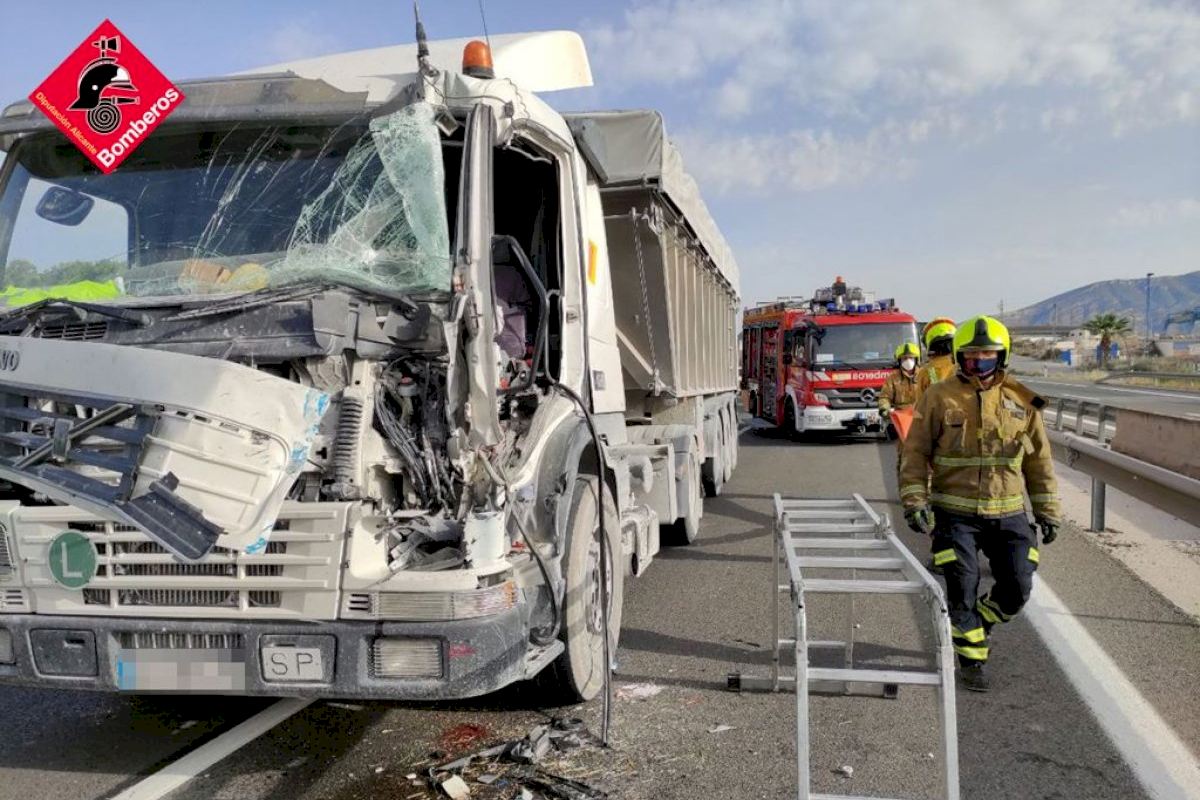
[0,101,450,305]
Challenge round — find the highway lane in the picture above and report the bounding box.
[1,432,1198,799]
[1010,356,1200,419]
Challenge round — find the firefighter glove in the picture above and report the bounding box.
[905,506,935,535]
[880,407,891,419]
[1038,519,1059,545]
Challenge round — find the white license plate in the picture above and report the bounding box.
[261,646,324,681]
[117,648,246,692]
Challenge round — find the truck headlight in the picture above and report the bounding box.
[372,638,442,678]
[0,629,13,664]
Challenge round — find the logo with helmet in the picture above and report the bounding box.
[69,35,137,135]
[29,19,184,174]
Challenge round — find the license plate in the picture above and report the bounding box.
[116,648,246,692]
[261,646,323,681]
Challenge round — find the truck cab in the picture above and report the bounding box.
[0,32,740,702]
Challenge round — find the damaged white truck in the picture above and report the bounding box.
[0,31,740,701]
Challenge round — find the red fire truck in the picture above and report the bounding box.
[742,279,919,435]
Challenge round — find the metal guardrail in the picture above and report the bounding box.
[1042,396,1200,529]
[1098,370,1200,386]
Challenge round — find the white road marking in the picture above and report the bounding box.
[107,698,313,800]
[1028,380,1200,402]
[1025,580,1200,800]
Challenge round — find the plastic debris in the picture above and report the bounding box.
[477,774,499,785]
[707,724,736,734]
[835,765,855,778]
[440,774,471,799]
[325,702,363,711]
[615,682,663,700]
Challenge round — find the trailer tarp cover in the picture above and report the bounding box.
[565,110,740,292]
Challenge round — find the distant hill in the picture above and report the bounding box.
[1004,270,1200,333]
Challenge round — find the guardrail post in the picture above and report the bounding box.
[1090,478,1107,531]
[1053,398,1064,432]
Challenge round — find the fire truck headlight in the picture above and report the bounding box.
[811,393,830,406]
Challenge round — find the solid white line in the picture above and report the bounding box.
[107,698,313,800]
[1028,380,1200,401]
[1025,580,1200,800]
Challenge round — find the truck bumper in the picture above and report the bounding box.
[0,607,535,700]
[801,407,882,432]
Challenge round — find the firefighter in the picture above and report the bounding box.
[880,341,920,480]
[899,315,1060,693]
[917,317,957,396]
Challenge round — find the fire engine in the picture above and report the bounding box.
[742,278,919,435]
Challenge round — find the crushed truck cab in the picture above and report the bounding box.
[0,31,740,700]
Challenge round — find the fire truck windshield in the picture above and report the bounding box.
[813,322,918,368]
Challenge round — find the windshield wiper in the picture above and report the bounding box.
[166,279,424,322]
[0,298,151,329]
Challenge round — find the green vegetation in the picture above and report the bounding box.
[3,258,126,289]
[1083,312,1132,369]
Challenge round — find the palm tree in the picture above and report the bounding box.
[1083,313,1131,368]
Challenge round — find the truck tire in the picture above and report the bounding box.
[702,421,725,498]
[722,406,736,478]
[664,457,702,545]
[547,475,624,703]
[781,398,798,439]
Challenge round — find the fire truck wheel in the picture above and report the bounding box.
[547,475,623,703]
[781,398,799,440]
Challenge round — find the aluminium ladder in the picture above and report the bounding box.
[728,494,960,800]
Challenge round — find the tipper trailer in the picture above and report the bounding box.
[0,31,739,701]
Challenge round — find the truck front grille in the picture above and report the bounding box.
[12,503,348,619]
[35,321,110,341]
[826,387,876,409]
[117,631,245,650]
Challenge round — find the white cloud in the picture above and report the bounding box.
[1113,198,1200,227]
[675,106,975,194]
[588,0,1200,128]
[263,20,342,63]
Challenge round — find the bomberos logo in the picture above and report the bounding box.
[29,19,184,174]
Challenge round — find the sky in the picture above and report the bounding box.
[1,0,1197,320]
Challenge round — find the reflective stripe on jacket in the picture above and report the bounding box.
[916,353,956,397]
[878,369,919,414]
[900,371,1060,522]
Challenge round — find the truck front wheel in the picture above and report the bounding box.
[547,475,624,703]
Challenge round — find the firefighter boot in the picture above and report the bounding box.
[959,662,990,693]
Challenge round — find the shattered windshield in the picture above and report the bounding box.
[0,102,452,304]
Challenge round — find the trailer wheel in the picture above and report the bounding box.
[664,457,702,545]
[723,406,737,477]
[702,418,725,498]
[546,475,623,703]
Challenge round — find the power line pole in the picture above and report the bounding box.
[1145,272,1154,344]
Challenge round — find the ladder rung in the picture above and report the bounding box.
[811,794,909,800]
[797,557,905,570]
[778,499,861,507]
[803,578,926,594]
[782,513,868,520]
[786,523,878,534]
[807,667,941,686]
[778,639,844,648]
[788,538,888,549]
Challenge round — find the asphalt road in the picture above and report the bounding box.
[1,431,1198,800]
[1009,356,1200,419]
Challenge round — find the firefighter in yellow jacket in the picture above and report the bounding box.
[917,317,957,396]
[900,315,1060,693]
[879,342,920,477]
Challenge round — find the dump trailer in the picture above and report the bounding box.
[0,31,739,702]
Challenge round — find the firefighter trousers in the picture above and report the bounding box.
[929,512,1040,665]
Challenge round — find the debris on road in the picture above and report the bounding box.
[439,722,491,753]
[325,702,364,711]
[615,682,663,700]
[707,724,736,734]
[426,718,608,799]
[439,774,472,799]
[835,765,855,778]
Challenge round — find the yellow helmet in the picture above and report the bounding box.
[922,317,957,351]
[894,342,920,363]
[953,315,1012,373]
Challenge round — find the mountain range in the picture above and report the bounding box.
[1004,270,1200,334]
